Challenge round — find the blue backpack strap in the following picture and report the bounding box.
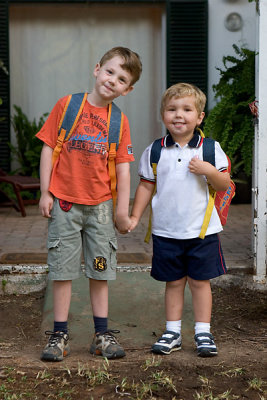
[150,137,164,168]
[59,92,88,140]
[107,102,123,217]
[52,92,88,166]
[108,102,123,149]
[202,137,215,166]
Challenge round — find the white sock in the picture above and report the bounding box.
[166,320,181,334]
[195,322,210,335]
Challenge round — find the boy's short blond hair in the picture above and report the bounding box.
[161,83,206,117]
[99,46,142,85]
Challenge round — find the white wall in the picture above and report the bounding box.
[9,3,164,195]
[208,0,257,109]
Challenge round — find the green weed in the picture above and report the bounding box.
[216,367,245,378]
[77,358,113,387]
[151,370,177,393]
[194,389,239,399]
[141,356,162,371]
[247,377,266,391]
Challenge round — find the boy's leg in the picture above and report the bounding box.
[41,200,84,361]
[187,278,212,322]
[54,280,72,321]
[89,278,125,359]
[165,277,187,321]
[41,280,72,362]
[187,277,217,357]
[89,278,108,319]
[152,277,186,355]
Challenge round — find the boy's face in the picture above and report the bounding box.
[163,96,204,144]
[93,56,134,102]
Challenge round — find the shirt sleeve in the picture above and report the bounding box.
[115,114,135,164]
[215,141,229,172]
[138,143,155,183]
[35,96,68,148]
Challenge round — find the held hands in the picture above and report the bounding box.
[115,214,139,234]
[39,192,54,218]
[115,214,132,234]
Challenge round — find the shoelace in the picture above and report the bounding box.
[101,329,120,344]
[45,330,68,347]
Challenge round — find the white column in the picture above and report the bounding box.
[253,0,267,283]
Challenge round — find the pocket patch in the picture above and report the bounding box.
[59,199,73,212]
[93,256,107,272]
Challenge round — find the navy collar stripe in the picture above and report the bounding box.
[163,129,203,148]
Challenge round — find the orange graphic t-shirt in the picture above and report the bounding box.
[36,95,134,205]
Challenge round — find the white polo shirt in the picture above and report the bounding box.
[138,132,228,240]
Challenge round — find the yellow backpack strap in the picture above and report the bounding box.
[52,92,88,166]
[199,133,217,239]
[199,185,216,239]
[107,102,124,217]
[144,163,157,244]
[144,138,164,243]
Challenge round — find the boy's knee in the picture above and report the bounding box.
[187,277,210,290]
[166,276,187,289]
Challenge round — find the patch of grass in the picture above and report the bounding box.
[194,389,239,399]
[56,388,74,399]
[77,358,114,387]
[141,356,162,371]
[247,377,266,391]
[36,369,51,380]
[150,370,177,393]
[216,367,245,378]
[195,375,239,400]
[115,370,177,399]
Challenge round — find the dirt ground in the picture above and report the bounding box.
[0,285,266,400]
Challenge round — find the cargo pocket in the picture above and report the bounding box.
[47,238,61,269]
[109,238,118,270]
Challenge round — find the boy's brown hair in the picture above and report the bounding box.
[161,82,206,117]
[99,46,142,85]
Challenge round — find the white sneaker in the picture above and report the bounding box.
[151,330,182,355]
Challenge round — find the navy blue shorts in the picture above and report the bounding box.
[151,233,227,282]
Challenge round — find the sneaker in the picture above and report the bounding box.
[90,330,125,359]
[194,332,218,357]
[41,331,70,361]
[151,330,182,355]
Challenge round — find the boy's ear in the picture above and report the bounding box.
[121,85,134,97]
[93,63,100,78]
[197,111,205,126]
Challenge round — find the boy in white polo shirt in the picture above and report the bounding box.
[129,83,230,357]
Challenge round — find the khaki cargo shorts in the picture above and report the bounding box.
[47,198,117,281]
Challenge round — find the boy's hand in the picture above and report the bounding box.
[39,192,54,218]
[128,216,139,232]
[188,155,214,176]
[115,214,131,234]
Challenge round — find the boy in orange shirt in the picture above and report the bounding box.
[36,47,142,361]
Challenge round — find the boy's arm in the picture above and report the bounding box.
[129,180,154,231]
[39,144,54,218]
[115,162,131,233]
[189,156,230,191]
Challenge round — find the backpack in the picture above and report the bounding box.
[145,129,235,242]
[52,92,124,214]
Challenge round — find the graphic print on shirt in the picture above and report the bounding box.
[66,111,108,160]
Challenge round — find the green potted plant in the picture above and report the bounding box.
[204,45,256,203]
[10,105,48,178]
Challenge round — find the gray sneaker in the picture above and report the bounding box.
[90,330,125,359]
[41,331,70,361]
